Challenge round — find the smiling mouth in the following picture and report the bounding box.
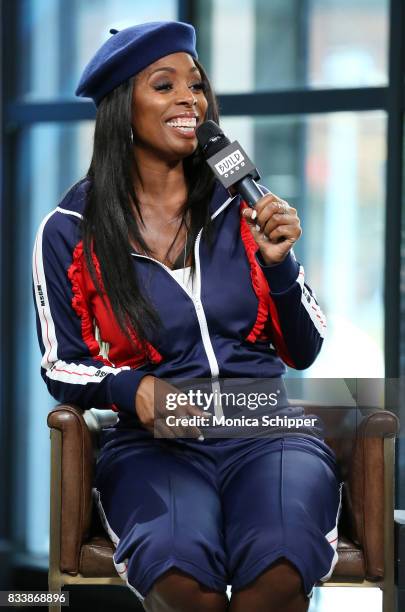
[165,117,197,134]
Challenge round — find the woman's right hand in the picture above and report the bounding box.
[135,375,212,439]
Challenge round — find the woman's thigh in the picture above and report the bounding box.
[93,439,228,604]
[220,435,343,599]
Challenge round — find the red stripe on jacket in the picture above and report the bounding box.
[239,201,295,368]
[67,240,163,369]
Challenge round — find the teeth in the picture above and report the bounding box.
[166,117,197,128]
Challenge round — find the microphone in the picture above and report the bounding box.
[196,120,265,207]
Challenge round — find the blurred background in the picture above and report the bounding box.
[0,0,404,610]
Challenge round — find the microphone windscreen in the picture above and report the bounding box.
[196,120,231,157]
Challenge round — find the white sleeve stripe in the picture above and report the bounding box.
[301,298,326,338]
[33,212,131,385]
[45,360,129,385]
[296,266,305,288]
[296,265,327,338]
[33,210,59,370]
[56,206,84,219]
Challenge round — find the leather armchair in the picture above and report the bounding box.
[47,403,399,612]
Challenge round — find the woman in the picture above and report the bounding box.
[33,21,343,612]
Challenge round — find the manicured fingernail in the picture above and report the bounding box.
[255,224,261,232]
[251,209,257,220]
[197,435,205,441]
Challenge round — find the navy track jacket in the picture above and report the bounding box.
[32,178,326,425]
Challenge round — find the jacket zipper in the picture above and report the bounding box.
[131,195,236,419]
[132,237,224,417]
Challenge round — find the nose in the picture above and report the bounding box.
[176,82,197,107]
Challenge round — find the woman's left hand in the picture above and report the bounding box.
[241,193,302,265]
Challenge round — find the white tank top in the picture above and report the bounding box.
[170,266,196,296]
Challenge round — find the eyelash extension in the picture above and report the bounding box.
[192,82,206,91]
[154,81,206,92]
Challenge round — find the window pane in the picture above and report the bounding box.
[221,111,386,377]
[17,0,177,101]
[14,122,93,555]
[195,0,388,92]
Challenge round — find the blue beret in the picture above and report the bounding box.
[75,21,198,107]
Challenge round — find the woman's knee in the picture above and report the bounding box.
[260,558,304,594]
[232,558,307,611]
[143,569,228,612]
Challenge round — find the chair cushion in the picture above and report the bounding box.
[329,535,366,579]
[79,535,117,577]
[77,534,366,581]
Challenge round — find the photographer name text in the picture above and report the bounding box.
[166,415,318,429]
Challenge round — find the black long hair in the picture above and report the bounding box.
[82,59,220,356]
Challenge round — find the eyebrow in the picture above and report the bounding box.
[149,66,200,76]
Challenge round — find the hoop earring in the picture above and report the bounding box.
[130,127,134,144]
